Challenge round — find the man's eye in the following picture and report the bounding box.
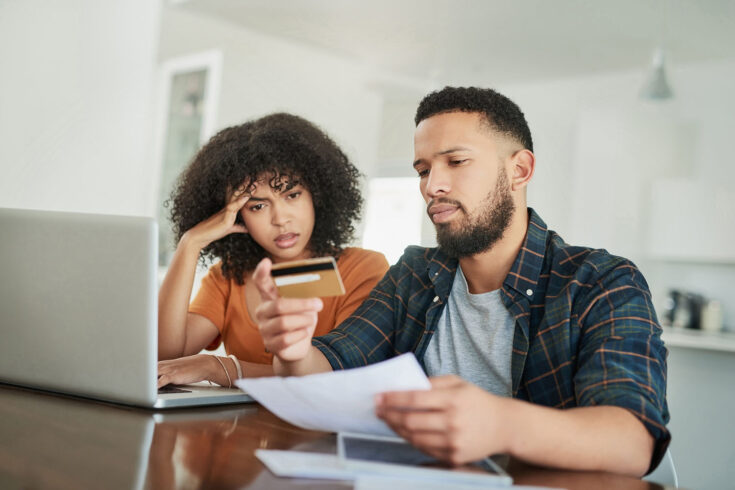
[249,203,264,211]
[416,169,429,178]
[286,191,301,200]
[449,159,467,165]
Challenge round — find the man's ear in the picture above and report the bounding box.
[510,149,535,191]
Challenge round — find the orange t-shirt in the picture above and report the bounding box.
[188,247,389,364]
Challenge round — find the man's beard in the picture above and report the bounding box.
[433,170,515,258]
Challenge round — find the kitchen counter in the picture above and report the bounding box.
[661,326,735,353]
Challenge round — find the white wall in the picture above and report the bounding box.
[496,59,735,329]
[158,8,383,195]
[500,59,735,254]
[0,1,160,217]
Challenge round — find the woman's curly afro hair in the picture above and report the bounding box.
[168,112,363,284]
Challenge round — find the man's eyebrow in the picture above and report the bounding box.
[246,196,269,202]
[437,146,472,155]
[413,146,472,167]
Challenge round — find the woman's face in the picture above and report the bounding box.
[239,178,315,263]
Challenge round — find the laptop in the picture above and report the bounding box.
[0,207,253,408]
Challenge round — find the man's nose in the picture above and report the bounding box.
[424,165,450,198]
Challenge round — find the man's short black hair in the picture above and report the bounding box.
[415,86,533,152]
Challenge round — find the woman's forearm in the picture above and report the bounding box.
[157,234,202,359]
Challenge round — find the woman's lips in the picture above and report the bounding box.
[275,233,299,248]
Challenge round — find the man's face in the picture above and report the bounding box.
[413,111,515,258]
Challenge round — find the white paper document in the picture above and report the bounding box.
[235,353,431,435]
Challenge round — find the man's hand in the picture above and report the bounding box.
[377,375,656,476]
[375,375,514,465]
[253,258,323,362]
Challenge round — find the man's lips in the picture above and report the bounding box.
[428,204,459,223]
[274,233,299,248]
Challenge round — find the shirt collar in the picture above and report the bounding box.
[503,208,548,300]
[426,208,548,300]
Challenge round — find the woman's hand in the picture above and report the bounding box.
[181,187,250,251]
[157,354,223,388]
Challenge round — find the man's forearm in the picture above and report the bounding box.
[505,402,655,477]
[272,347,333,376]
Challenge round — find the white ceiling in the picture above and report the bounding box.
[174,0,735,86]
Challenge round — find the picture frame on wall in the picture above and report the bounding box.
[152,50,222,266]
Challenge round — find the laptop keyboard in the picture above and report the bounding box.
[158,385,192,394]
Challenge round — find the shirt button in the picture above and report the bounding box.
[433,296,439,303]
[526,289,533,296]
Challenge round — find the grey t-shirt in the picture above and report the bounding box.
[423,265,515,397]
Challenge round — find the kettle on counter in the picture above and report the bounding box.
[663,289,705,329]
[662,289,722,331]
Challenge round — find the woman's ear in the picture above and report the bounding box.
[510,149,535,192]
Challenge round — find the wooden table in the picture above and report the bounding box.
[0,385,669,489]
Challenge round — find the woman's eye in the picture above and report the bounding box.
[249,203,264,212]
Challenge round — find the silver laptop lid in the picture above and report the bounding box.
[0,207,158,406]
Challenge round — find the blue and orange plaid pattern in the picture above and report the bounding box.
[313,208,670,470]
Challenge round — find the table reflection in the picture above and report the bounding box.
[0,385,668,490]
[0,385,326,489]
[143,405,326,489]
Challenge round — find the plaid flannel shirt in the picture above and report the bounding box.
[313,208,670,471]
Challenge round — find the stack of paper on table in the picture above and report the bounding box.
[238,354,521,487]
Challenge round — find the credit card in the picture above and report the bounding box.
[270,256,345,298]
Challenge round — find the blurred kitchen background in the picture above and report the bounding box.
[1,1,733,487]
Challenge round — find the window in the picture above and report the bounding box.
[361,177,426,264]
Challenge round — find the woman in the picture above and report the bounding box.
[157,113,388,387]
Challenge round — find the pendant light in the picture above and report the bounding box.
[640,0,674,101]
[640,48,674,100]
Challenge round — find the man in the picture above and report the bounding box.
[253,87,670,477]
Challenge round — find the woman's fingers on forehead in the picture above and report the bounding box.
[230,183,252,200]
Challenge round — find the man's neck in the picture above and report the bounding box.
[458,208,529,294]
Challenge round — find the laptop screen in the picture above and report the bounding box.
[0,207,158,405]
